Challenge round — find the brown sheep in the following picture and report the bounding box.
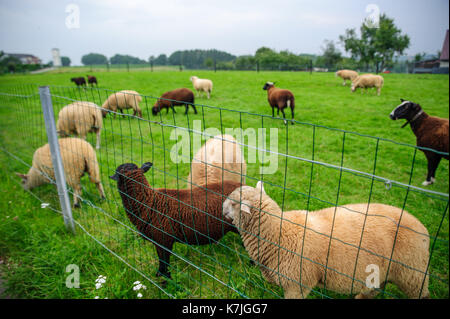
[152,88,196,116]
[71,77,86,87]
[263,82,295,125]
[86,75,98,87]
[390,99,449,185]
[110,162,241,280]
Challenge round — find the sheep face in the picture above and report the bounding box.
[152,105,161,116]
[15,172,32,190]
[223,182,266,227]
[390,99,421,120]
[263,82,275,90]
[110,162,152,181]
[190,76,198,82]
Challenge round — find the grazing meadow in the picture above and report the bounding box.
[0,69,448,299]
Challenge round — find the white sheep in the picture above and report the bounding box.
[15,138,105,207]
[335,69,359,86]
[189,76,213,99]
[223,182,430,299]
[57,101,103,149]
[351,74,384,95]
[101,90,143,118]
[187,134,246,188]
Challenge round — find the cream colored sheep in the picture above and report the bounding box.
[187,134,246,189]
[351,74,384,95]
[335,69,359,86]
[15,138,105,207]
[102,90,143,118]
[57,101,103,149]
[223,182,430,299]
[190,76,213,99]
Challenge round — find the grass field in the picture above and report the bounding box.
[0,69,448,299]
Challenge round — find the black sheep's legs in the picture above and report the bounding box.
[291,106,295,125]
[184,104,188,115]
[156,245,172,279]
[170,104,176,114]
[191,104,198,114]
[423,152,441,185]
[281,109,287,125]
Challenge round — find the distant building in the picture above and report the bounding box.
[52,48,62,67]
[413,29,449,74]
[438,29,449,72]
[1,53,41,64]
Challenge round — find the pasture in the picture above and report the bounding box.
[0,70,448,299]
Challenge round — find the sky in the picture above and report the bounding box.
[0,0,449,65]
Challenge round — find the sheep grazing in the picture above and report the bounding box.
[101,90,143,118]
[152,88,196,116]
[15,138,105,208]
[351,74,384,95]
[190,76,213,99]
[57,101,103,149]
[71,77,86,87]
[223,182,430,299]
[335,69,359,86]
[263,82,295,125]
[110,162,241,280]
[187,134,246,189]
[390,99,449,186]
[86,75,98,87]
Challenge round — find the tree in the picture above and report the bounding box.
[61,56,71,66]
[319,40,342,69]
[110,54,146,64]
[81,53,108,65]
[339,14,410,73]
[153,54,167,65]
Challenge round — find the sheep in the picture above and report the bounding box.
[110,162,241,280]
[57,101,103,150]
[223,182,430,299]
[86,75,98,87]
[390,99,449,186]
[351,74,384,95]
[187,134,246,189]
[15,137,105,208]
[101,90,143,118]
[263,82,295,125]
[152,88,196,116]
[71,77,86,87]
[190,76,213,99]
[335,70,359,86]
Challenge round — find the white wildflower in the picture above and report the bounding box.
[137,293,143,298]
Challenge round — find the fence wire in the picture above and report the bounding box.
[0,84,448,299]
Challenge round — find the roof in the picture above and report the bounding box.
[440,30,449,61]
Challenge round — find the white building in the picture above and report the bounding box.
[52,48,62,67]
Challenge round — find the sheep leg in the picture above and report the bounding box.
[96,182,105,200]
[96,131,101,150]
[272,107,275,117]
[184,104,189,115]
[170,104,176,114]
[281,109,287,125]
[283,283,311,299]
[290,106,295,125]
[156,245,173,279]
[423,152,441,185]
[72,184,82,208]
[191,104,198,114]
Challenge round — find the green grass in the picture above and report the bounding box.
[0,69,448,299]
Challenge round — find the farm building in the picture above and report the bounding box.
[0,53,42,65]
[413,29,449,74]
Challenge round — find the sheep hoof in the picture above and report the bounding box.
[422,178,435,186]
[74,202,81,208]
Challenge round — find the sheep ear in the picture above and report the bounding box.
[109,173,119,181]
[141,162,153,172]
[241,200,252,215]
[256,181,266,194]
[400,98,405,102]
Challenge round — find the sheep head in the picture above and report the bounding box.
[152,105,161,116]
[262,82,275,90]
[110,162,153,181]
[15,172,31,190]
[190,76,198,82]
[223,181,268,227]
[390,99,422,121]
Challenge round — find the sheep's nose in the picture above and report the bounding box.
[389,113,396,120]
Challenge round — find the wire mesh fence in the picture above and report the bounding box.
[0,84,448,299]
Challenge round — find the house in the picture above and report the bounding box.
[0,53,42,65]
[412,30,449,74]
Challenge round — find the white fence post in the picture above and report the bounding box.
[39,86,76,234]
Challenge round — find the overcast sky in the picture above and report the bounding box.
[0,0,448,65]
